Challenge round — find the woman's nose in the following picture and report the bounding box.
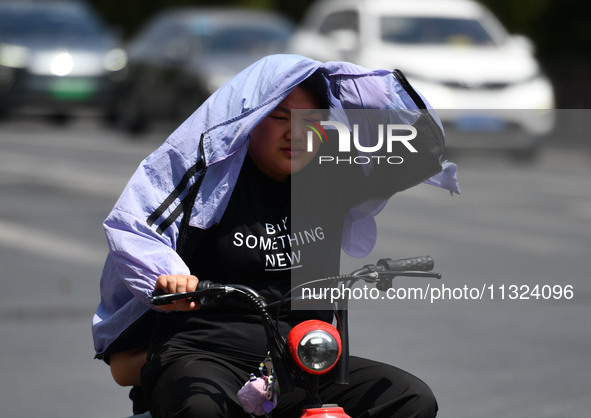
[290,122,308,144]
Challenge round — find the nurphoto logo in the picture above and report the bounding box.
[306,120,418,166]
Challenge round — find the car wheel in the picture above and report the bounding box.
[48,112,72,126]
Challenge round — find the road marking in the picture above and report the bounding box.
[0,220,106,266]
[0,124,160,156]
[0,149,127,197]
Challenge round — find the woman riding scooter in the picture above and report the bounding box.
[92,54,459,417]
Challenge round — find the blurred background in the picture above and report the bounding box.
[1,0,590,417]
[87,0,590,108]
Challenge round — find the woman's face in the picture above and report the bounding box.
[248,86,324,182]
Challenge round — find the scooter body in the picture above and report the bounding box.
[301,405,351,417]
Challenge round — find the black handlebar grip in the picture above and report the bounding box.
[377,256,434,272]
[150,280,216,306]
[150,289,182,306]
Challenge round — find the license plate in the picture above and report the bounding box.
[49,78,96,100]
[453,115,507,132]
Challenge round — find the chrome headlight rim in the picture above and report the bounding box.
[287,319,342,375]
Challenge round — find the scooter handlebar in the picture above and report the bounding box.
[151,257,439,306]
[377,255,434,272]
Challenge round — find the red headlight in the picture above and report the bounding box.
[287,320,342,375]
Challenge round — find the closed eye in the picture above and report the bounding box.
[270,115,289,121]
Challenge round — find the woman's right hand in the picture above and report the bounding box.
[154,274,201,311]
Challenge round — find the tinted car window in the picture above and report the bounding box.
[153,25,188,56]
[192,26,291,54]
[380,17,496,46]
[0,8,104,41]
[130,19,187,59]
[319,10,359,35]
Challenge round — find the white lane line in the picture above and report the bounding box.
[0,149,129,197]
[0,220,106,266]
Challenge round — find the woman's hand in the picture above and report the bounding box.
[154,274,201,311]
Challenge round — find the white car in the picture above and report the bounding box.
[289,0,555,158]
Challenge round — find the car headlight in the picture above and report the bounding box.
[287,320,342,375]
[50,51,73,76]
[103,48,127,72]
[0,43,30,68]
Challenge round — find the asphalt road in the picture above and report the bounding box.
[1,115,590,417]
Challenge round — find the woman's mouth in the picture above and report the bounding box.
[282,147,304,158]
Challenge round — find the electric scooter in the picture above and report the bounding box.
[145,255,441,418]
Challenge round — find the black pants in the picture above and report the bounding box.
[141,347,437,418]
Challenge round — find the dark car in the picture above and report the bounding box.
[0,1,127,122]
[114,8,294,134]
